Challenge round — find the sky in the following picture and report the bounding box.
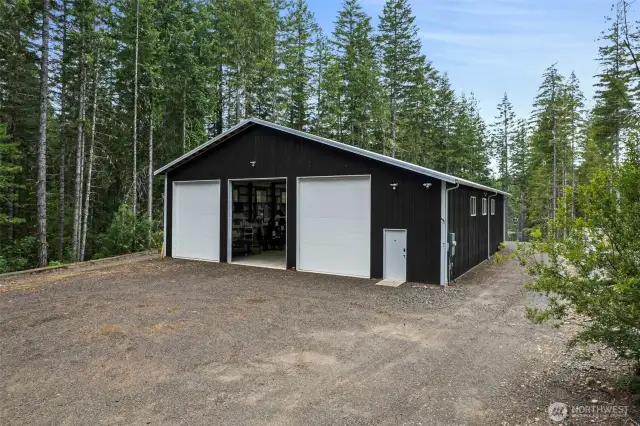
[307,0,620,123]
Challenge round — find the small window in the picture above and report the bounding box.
[482,198,487,216]
[256,189,267,203]
[491,199,495,215]
[470,196,477,216]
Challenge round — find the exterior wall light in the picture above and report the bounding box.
[423,183,432,189]
[390,183,398,190]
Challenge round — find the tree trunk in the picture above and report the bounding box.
[36,0,50,267]
[503,116,509,229]
[571,124,576,219]
[390,85,396,158]
[235,86,241,124]
[72,58,86,261]
[132,0,140,220]
[216,64,223,135]
[57,0,68,260]
[182,83,187,152]
[147,112,153,245]
[520,191,525,240]
[80,60,99,261]
[551,79,557,234]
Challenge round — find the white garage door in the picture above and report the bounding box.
[172,181,220,261]
[298,176,371,277]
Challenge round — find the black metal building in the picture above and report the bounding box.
[155,118,508,285]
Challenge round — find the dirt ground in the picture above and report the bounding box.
[1,255,638,425]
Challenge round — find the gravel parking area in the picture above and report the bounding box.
[2,255,633,425]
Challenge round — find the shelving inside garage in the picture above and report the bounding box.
[230,180,287,266]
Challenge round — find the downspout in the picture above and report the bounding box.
[444,182,460,285]
[487,191,497,259]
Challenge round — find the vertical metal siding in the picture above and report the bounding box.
[165,125,442,283]
[447,185,495,279]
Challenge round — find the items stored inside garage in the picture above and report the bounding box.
[229,179,287,269]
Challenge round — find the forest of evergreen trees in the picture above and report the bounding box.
[0,0,638,272]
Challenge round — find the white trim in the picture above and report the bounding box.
[227,176,288,182]
[440,181,446,286]
[296,174,372,278]
[383,228,407,281]
[171,179,222,262]
[172,179,222,183]
[227,177,288,268]
[154,117,510,196]
[470,196,477,216]
[296,174,372,180]
[481,197,487,216]
[490,198,496,215]
[163,177,167,257]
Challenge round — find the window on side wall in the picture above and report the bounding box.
[491,198,496,215]
[482,198,487,216]
[470,196,477,216]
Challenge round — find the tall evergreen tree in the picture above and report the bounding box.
[492,93,516,193]
[332,0,381,148]
[36,0,51,266]
[425,73,456,172]
[400,62,437,166]
[562,71,586,218]
[529,64,565,231]
[312,34,342,138]
[452,94,490,183]
[0,0,40,248]
[510,119,530,239]
[590,4,633,170]
[280,0,317,130]
[377,0,424,157]
[0,124,23,229]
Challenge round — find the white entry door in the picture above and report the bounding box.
[172,181,220,261]
[384,229,407,281]
[297,176,371,277]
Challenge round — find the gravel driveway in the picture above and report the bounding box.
[1,255,567,425]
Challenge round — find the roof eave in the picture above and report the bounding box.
[246,118,457,184]
[153,119,255,176]
[153,117,509,196]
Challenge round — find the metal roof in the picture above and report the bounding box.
[154,117,510,196]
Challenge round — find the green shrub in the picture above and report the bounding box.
[517,160,640,376]
[94,204,162,259]
[0,236,37,273]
